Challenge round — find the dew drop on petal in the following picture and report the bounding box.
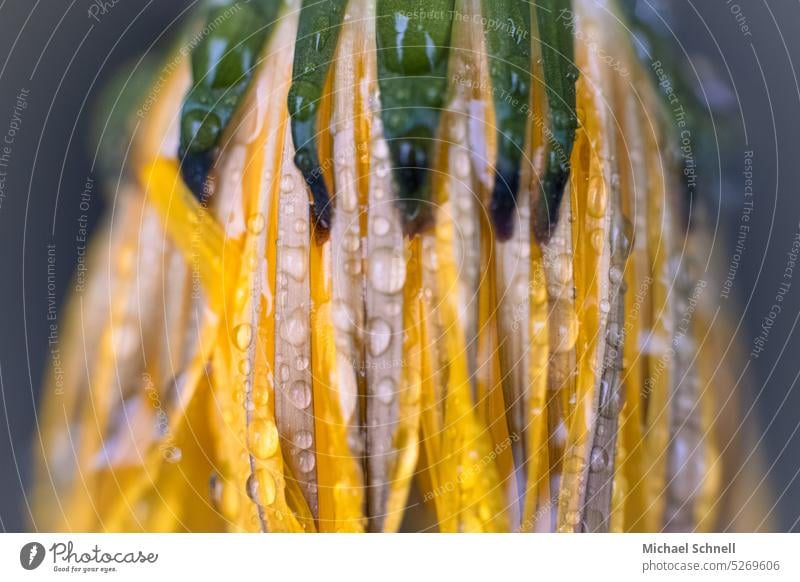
[281,174,295,193]
[372,216,390,237]
[341,190,358,212]
[165,446,182,463]
[247,213,265,234]
[342,231,361,252]
[234,323,254,351]
[209,472,223,508]
[587,174,607,218]
[282,247,308,281]
[344,258,362,276]
[367,318,392,357]
[248,418,279,459]
[238,358,252,376]
[280,309,308,346]
[555,254,573,285]
[289,380,312,409]
[609,265,623,285]
[253,386,270,407]
[294,430,314,450]
[369,247,406,294]
[297,449,316,473]
[590,447,608,473]
[375,377,396,404]
[331,300,355,334]
[295,355,310,371]
[590,228,605,253]
[246,469,277,506]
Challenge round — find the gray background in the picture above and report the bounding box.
[0,0,799,531]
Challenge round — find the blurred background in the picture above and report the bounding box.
[1,0,800,531]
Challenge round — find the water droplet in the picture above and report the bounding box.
[234,323,253,351]
[511,276,528,304]
[599,299,611,314]
[555,314,578,351]
[289,380,312,409]
[246,469,277,506]
[165,446,182,463]
[280,308,308,346]
[590,228,605,253]
[331,300,355,334]
[282,246,308,281]
[295,355,310,371]
[606,322,622,347]
[587,174,607,218]
[279,364,290,382]
[297,449,316,473]
[375,377,396,404]
[254,386,270,407]
[369,247,406,294]
[209,472,223,508]
[294,430,314,449]
[342,231,361,253]
[239,358,252,376]
[248,418,279,459]
[341,189,358,212]
[281,174,295,192]
[555,254,573,285]
[590,447,608,472]
[423,250,440,272]
[294,218,308,234]
[621,218,634,256]
[367,318,392,357]
[609,265,623,285]
[344,257,362,275]
[247,213,265,234]
[372,216,391,237]
[374,139,389,159]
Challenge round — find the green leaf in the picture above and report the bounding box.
[376,0,455,234]
[482,0,532,240]
[534,0,578,242]
[178,0,282,196]
[288,0,349,233]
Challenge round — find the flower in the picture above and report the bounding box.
[33,0,770,533]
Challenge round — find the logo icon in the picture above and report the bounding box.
[20,542,46,570]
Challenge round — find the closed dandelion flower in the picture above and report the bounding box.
[34,0,770,533]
